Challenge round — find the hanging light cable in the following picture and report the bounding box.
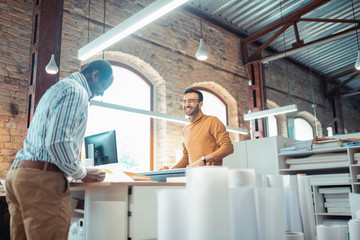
[195,0,208,61]
[45,0,59,74]
[244,1,297,121]
[351,0,360,70]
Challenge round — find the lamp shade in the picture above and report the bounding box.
[196,39,208,60]
[45,54,59,74]
[244,104,298,121]
[355,50,360,70]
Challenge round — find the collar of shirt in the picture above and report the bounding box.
[68,72,93,101]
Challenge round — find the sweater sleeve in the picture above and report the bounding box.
[209,118,234,165]
[172,143,189,168]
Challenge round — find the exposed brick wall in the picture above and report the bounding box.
[0,0,33,178]
[60,0,249,169]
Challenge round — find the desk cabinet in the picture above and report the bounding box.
[70,182,185,240]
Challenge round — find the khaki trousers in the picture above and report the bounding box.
[6,167,71,240]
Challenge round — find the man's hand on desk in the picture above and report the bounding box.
[82,168,106,183]
[159,166,170,171]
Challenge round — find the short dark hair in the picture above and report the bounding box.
[184,88,203,102]
[81,60,113,81]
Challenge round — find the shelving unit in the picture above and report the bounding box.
[277,144,360,225]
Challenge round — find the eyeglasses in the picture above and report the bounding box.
[181,99,199,104]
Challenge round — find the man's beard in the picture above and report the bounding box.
[184,103,200,117]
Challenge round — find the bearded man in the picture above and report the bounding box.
[160,88,234,169]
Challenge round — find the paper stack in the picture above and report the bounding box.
[279,140,312,153]
[309,173,350,185]
[286,153,348,169]
[319,187,351,214]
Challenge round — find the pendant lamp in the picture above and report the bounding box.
[45,54,59,74]
[351,0,360,70]
[195,0,208,61]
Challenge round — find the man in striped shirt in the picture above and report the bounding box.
[5,59,114,240]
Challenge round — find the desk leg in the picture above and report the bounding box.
[84,186,128,240]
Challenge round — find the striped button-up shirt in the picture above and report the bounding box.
[15,72,93,179]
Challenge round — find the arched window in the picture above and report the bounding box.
[267,115,278,137]
[196,88,228,125]
[294,117,313,140]
[85,62,153,172]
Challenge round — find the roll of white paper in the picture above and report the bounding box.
[283,175,303,233]
[297,175,316,240]
[356,210,360,219]
[229,168,256,188]
[316,224,348,240]
[266,175,284,188]
[349,219,360,240]
[256,187,286,240]
[186,167,231,240]
[229,187,258,240]
[158,189,188,240]
[285,231,304,240]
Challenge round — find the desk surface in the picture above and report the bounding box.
[70,181,185,190]
[137,168,186,176]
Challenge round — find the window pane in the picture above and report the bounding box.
[85,65,151,172]
[267,115,278,137]
[199,90,227,125]
[294,118,313,140]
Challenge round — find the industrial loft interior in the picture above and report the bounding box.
[1,0,360,240]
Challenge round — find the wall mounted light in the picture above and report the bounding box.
[244,104,298,121]
[78,0,189,61]
[90,100,248,135]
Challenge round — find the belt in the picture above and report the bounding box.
[13,160,62,173]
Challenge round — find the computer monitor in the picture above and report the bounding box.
[84,130,118,166]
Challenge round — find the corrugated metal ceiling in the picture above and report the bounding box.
[184,0,360,98]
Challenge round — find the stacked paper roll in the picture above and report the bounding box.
[283,176,303,233]
[285,231,304,240]
[186,167,231,240]
[158,189,188,240]
[316,224,347,240]
[229,168,256,187]
[349,219,360,240]
[297,175,316,240]
[229,187,258,240]
[256,187,286,240]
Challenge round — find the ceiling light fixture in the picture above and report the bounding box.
[351,0,360,70]
[244,104,298,121]
[78,0,189,61]
[195,0,208,61]
[90,100,248,135]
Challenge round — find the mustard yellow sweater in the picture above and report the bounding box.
[173,111,234,168]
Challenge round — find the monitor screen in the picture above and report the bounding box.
[84,130,118,166]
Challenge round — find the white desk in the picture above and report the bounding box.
[70,182,185,240]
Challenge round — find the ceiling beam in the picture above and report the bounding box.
[324,68,359,82]
[327,72,360,97]
[245,26,360,65]
[243,0,330,44]
[339,89,360,98]
[299,18,360,24]
[247,23,292,61]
